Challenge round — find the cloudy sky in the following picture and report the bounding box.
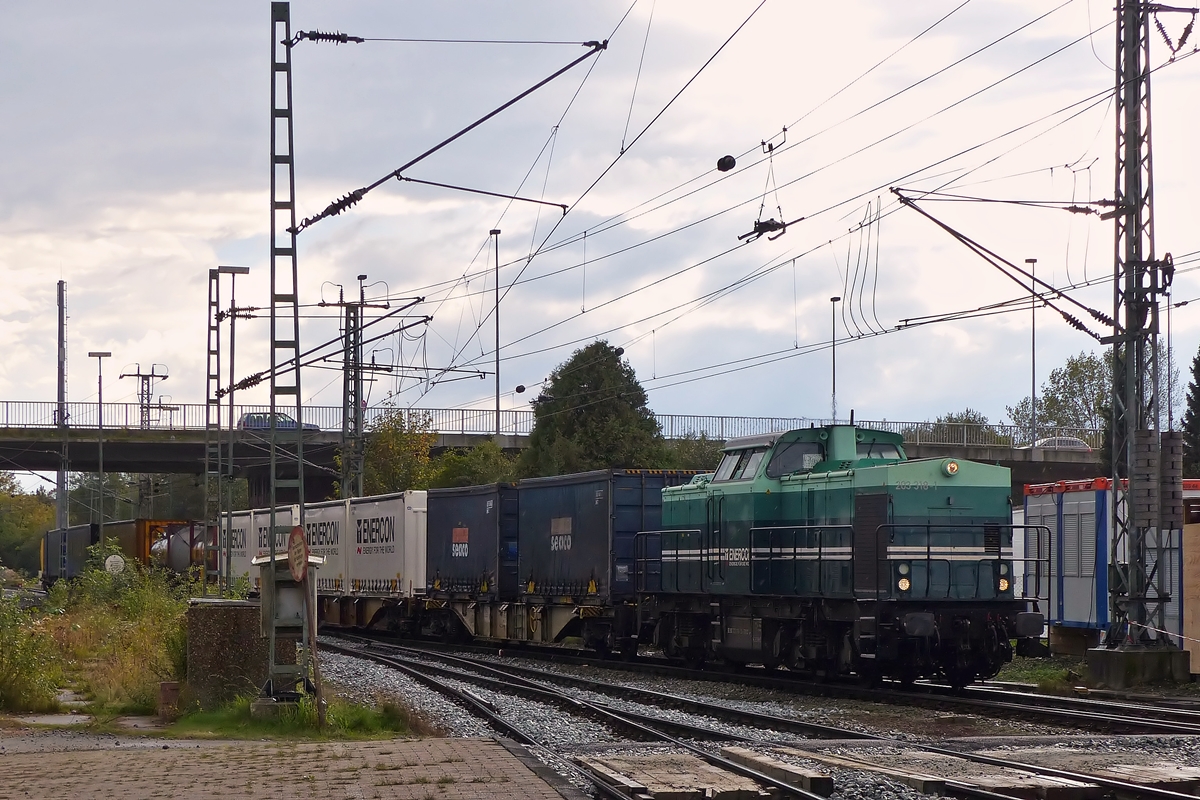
[2,0,1198,436]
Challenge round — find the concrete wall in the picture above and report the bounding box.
[184,598,295,710]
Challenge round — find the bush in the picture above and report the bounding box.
[0,594,60,712]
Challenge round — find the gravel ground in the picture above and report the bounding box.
[960,734,1200,767]
[322,641,1200,800]
[321,651,492,737]
[467,652,1074,740]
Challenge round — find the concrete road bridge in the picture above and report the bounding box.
[0,401,1102,503]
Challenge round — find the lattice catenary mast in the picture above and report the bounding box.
[1105,0,1193,648]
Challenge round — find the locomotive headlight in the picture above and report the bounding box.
[898,577,912,591]
[998,577,1011,592]
[897,562,910,576]
[942,459,960,476]
[999,562,1009,575]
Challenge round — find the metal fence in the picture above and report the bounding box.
[0,401,1102,449]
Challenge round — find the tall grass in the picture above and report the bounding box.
[46,543,196,713]
[0,594,61,712]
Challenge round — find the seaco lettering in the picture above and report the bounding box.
[305,520,339,547]
[356,516,396,545]
[550,533,572,552]
[451,527,469,558]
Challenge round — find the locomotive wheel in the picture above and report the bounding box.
[945,666,974,689]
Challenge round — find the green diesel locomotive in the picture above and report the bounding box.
[636,423,1044,685]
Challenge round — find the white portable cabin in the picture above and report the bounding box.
[1024,478,1181,648]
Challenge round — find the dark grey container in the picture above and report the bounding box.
[427,483,519,600]
[517,469,696,601]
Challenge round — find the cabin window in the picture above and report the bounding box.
[765,441,825,477]
[713,451,741,481]
[713,448,768,482]
[856,441,901,460]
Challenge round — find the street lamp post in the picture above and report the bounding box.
[491,228,501,438]
[1026,258,1038,447]
[88,350,111,547]
[830,296,841,421]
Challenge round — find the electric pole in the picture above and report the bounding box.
[1104,0,1191,658]
[120,363,168,517]
[323,275,387,498]
[55,281,69,530]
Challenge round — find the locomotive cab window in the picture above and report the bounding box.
[714,448,767,482]
[856,441,901,460]
[765,441,825,477]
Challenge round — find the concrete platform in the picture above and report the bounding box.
[1086,646,1190,689]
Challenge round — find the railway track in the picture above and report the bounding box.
[325,633,1200,800]
[332,632,1200,736]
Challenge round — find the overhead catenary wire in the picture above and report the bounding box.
[291,40,608,234]
[410,13,1190,410]
[375,5,1110,308]
[404,10,1125,317]
[423,0,768,394]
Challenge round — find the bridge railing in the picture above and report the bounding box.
[0,401,1102,449]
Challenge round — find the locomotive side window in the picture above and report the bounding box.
[765,441,825,477]
[734,449,766,480]
[713,451,741,481]
[713,448,767,482]
[856,441,901,460]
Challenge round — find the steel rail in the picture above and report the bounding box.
[326,639,826,800]
[322,641,630,800]
[346,634,1200,736]
[348,637,1200,800]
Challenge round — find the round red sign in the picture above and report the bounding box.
[287,525,308,583]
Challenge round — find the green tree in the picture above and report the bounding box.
[361,407,437,495]
[519,341,665,477]
[1007,351,1110,438]
[428,440,518,488]
[1183,347,1200,477]
[0,474,55,575]
[67,472,138,526]
[665,432,726,471]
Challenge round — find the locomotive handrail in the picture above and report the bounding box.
[634,528,702,593]
[873,523,1052,602]
[748,524,854,597]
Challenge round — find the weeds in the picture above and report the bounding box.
[172,694,419,740]
[0,594,61,711]
[44,541,195,713]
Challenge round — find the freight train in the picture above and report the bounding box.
[220,422,1045,686]
[41,518,208,585]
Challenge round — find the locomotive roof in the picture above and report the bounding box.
[722,432,784,451]
[722,425,903,453]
